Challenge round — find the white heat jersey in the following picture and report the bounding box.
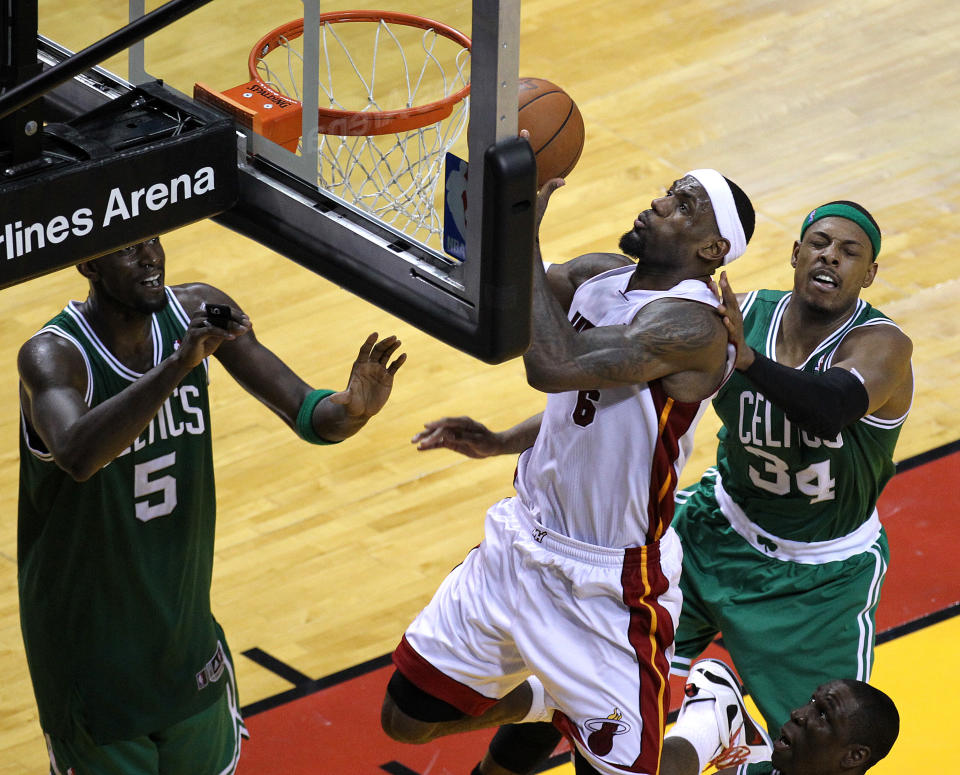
[514,266,734,548]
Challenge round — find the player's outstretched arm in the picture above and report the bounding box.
[313,332,406,441]
[716,272,913,437]
[412,413,543,458]
[182,284,405,443]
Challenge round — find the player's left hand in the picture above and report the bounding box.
[327,333,406,418]
[715,272,753,370]
[535,177,565,233]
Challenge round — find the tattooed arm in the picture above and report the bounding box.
[523,182,728,402]
[524,291,729,402]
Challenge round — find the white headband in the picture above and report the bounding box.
[686,168,747,264]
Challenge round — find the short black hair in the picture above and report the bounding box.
[723,176,756,243]
[839,680,900,768]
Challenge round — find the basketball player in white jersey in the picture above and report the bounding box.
[380,170,756,775]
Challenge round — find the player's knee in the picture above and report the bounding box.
[380,693,436,743]
[381,670,466,743]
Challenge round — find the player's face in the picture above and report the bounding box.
[619,176,718,267]
[90,237,167,314]
[772,681,859,774]
[791,217,878,316]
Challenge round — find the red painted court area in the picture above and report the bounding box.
[236,448,960,775]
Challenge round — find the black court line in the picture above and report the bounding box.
[894,437,960,474]
[379,763,421,775]
[240,601,960,718]
[240,439,960,718]
[876,601,960,645]
[241,652,392,716]
[242,648,312,686]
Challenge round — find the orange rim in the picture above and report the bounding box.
[247,10,472,136]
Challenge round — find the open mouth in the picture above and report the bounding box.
[141,273,162,288]
[774,727,792,752]
[811,270,839,290]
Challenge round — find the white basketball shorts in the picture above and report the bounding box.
[393,496,683,775]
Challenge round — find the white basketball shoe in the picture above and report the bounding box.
[678,658,773,769]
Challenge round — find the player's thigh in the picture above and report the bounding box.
[672,566,721,669]
[401,502,529,700]
[516,538,682,775]
[155,662,246,775]
[540,612,673,775]
[721,545,888,731]
[671,545,724,668]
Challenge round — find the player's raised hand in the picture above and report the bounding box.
[535,177,565,232]
[716,272,753,371]
[412,416,505,458]
[327,332,406,418]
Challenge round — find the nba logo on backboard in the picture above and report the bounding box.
[443,152,468,261]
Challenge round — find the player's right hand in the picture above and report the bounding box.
[716,272,754,371]
[178,307,252,368]
[413,416,504,458]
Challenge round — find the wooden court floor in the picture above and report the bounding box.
[2,0,959,771]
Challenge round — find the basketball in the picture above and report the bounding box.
[518,77,585,188]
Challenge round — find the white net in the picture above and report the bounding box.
[254,16,470,249]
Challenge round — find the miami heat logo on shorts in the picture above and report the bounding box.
[585,708,631,756]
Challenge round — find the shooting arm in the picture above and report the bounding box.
[524,181,726,395]
[524,271,728,396]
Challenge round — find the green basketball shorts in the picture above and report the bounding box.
[670,477,888,732]
[44,648,247,775]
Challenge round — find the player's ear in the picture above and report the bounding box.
[790,240,801,268]
[699,237,730,262]
[77,259,99,281]
[861,261,878,288]
[840,743,870,769]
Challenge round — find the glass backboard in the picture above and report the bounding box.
[2,0,536,362]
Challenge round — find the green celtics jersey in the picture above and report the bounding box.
[741,764,777,775]
[713,290,908,542]
[18,288,228,744]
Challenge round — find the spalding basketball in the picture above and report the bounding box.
[518,77,585,188]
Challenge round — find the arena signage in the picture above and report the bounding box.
[0,88,238,290]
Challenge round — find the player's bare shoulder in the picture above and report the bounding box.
[836,318,913,418]
[565,252,633,286]
[631,298,728,402]
[547,252,633,310]
[842,317,913,356]
[170,282,241,317]
[631,297,727,356]
[18,330,89,398]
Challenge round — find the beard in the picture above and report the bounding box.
[619,227,646,259]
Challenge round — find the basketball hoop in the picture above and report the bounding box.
[195,10,471,246]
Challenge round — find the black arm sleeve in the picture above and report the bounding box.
[743,350,870,440]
